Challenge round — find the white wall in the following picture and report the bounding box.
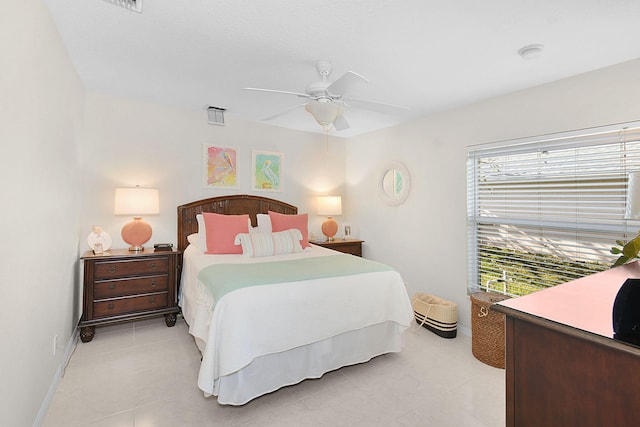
[346,58,640,334]
[80,92,347,251]
[0,1,84,426]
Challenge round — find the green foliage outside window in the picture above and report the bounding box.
[479,245,609,297]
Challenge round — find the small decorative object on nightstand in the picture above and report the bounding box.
[87,225,112,254]
[79,248,181,343]
[153,243,174,252]
[313,239,363,257]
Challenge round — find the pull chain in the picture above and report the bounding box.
[325,126,329,151]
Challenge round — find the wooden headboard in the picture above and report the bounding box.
[176,194,297,251]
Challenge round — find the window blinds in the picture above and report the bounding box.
[467,122,640,296]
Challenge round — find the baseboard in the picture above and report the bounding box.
[33,327,79,427]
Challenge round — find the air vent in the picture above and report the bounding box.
[207,106,226,126]
[102,0,142,13]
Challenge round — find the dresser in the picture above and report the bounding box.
[79,248,181,342]
[312,239,364,257]
[493,261,640,427]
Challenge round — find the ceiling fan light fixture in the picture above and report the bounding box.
[305,101,343,128]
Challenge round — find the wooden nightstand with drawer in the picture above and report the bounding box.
[79,248,181,343]
[312,239,364,257]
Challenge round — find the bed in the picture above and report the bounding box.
[177,194,413,405]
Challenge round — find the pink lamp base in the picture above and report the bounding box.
[321,217,338,242]
[121,217,152,251]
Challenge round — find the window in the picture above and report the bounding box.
[467,122,640,297]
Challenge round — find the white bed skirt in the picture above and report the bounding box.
[208,320,404,405]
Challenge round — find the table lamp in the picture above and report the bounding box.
[114,186,159,251]
[317,195,342,241]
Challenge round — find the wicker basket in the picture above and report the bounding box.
[471,291,510,368]
[412,293,457,338]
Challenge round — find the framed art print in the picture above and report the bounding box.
[203,145,238,188]
[252,150,283,192]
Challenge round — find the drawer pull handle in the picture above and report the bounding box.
[149,297,156,304]
[150,281,157,287]
[107,303,115,310]
[108,266,117,274]
[108,284,116,290]
[150,262,156,270]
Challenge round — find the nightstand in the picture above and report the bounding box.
[312,239,364,257]
[79,248,181,343]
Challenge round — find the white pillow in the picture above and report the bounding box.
[196,214,207,251]
[234,229,303,258]
[256,213,272,233]
[187,233,199,246]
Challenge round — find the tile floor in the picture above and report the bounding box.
[42,318,505,427]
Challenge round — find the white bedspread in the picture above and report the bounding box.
[179,244,413,403]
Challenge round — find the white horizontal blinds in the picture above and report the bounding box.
[467,124,640,296]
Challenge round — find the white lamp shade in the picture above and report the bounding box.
[626,172,640,219]
[317,196,342,216]
[114,187,160,216]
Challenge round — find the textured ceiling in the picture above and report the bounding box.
[43,0,640,137]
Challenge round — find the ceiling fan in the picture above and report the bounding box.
[243,61,406,131]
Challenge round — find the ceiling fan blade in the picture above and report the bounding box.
[262,103,307,121]
[243,87,310,98]
[333,114,350,131]
[343,97,410,114]
[326,71,368,97]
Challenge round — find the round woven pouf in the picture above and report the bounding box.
[470,292,510,368]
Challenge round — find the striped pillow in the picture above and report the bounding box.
[234,229,303,258]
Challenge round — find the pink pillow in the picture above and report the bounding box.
[268,211,310,248]
[203,212,249,254]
